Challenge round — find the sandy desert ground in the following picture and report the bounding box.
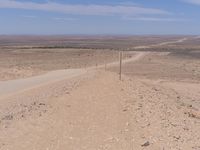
[0,36,200,150]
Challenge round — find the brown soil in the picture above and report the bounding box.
[0,37,200,150]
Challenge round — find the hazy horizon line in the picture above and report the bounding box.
[0,34,198,36]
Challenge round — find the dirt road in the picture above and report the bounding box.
[0,69,86,97]
[0,51,148,99]
[134,37,188,49]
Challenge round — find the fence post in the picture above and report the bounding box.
[119,51,122,80]
[104,61,107,71]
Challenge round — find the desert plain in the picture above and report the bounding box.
[0,35,200,150]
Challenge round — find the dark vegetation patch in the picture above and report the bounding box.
[0,35,186,49]
[169,51,200,59]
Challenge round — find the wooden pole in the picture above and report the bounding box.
[104,51,107,71]
[119,51,122,80]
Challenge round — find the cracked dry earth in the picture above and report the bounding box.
[0,70,200,150]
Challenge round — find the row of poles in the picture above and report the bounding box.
[102,51,123,81]
[104,51,123,80]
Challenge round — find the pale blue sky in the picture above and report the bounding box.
[0,0,200,35]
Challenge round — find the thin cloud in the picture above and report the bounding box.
[53,17,77,21]
[21,15,37,19]
[0,0,170,16]
[182,0,200,5]
[122,16,187,22]
[117,2,139,6]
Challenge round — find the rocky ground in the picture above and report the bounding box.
[0,37,200,150]
[0,69,199,150]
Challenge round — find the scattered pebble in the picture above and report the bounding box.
[2,115,13,120]
[141,141,150,147]
[39,103,46,106]
[123,108,128,112]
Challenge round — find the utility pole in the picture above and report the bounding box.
[119,51,123,80]
[104,51,107,71]
[104,61,107,71]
